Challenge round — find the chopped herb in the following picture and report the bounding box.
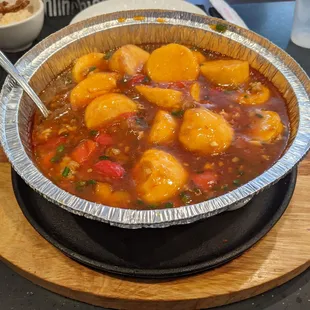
[136,199,145,206]
[244,94,249,98]
[147,204,157,209]
[62,166,70,177]
[104,50,113,60]
[255,113,264,118]
[142,76,150,83]
[56,144,65,153]
[164,202,174,208]
[99,155,110,160]
[196,170,204,174]
[135,117,148,128]
[51,144,65,163]
[215,23,228,33]
[190,47,198,51]
[194,187,202,195]
[238,170,244,176]
[89,130,99,136]
[171,110,184,118]
[221,184,229,190]
[88,66,97,72]
[50,156,60,163]
[75,181,86,192]
[86,179,97,185]
[233,179,240,186]
[180,191,192,205]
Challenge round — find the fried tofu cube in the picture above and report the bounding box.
[136,85,183,109]
[250,111,283,142]
[108,44,150,75]
[179,108,234,155]
[70,72,119,110]
[146,43,200,82]
[149,110,178,144]
[72,53,108,83]
[85,93,137,129]
[190,82,201,101]
[200,60,249,86]
[132,149,188,204]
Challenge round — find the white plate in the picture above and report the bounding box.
[70,0,206,24]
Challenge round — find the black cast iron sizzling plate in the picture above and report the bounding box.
[12,169,297,279]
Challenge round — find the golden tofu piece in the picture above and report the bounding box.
[95,182,131,208]
[136,85,183,109]
[200,60,249,86]
[192,51,207,64]
[146,43,200,82]
[190,82,201,101]
[70,72,119,110]
[132,149,188,204]
[179,108,234,155]
[149,110,178,144]
[250,111,283,142]
[108,44,150,75]
[72,53,108,83]
[239,82,270,105]
[85,93,137,129]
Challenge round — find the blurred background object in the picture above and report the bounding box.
[0,0,44,52]
[291,0,310,48]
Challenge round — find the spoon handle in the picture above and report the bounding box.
[0,51,50,118]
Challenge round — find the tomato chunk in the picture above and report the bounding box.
[94,160,125,179]
[128,74,147,86]
[95,133,114,146]
[71,139,97,164]
[191,171,218,190]
[36,136,67,148]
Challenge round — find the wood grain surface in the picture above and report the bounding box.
[0,151,309,310]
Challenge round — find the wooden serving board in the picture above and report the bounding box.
[0,148,309,310]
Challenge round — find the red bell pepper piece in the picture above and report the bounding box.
[192,171,218,190]
[95,133,114,146]
[94,160,125,179]
[71,139,97,164]
[128,74,147,86]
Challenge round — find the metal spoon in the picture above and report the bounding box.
[0,51,50,118]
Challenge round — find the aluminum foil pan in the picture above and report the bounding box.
[1,10,310,228]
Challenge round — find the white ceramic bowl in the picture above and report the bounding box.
[0,0,44,52]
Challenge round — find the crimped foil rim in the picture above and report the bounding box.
[0,10,310,228]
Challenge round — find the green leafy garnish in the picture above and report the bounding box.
[56,144,65,153]
[215,23,228,33]
[171,110,184,118]
[104,50,114,60]
[190,47,198,51]
[135,117,148,128]
[50,144,65,163]
[87,179,97,185]
[99,155,110,160]
[147,204,157,209]
[233,179,240,186]
[180,192,192,205]
[255,113,264,118]
[142,76,151,83]
[136,199,145,206]
[88,66,97,72]
[62,166,70,177]
[238,170,244,176]
[221,184,229,191]
[89,130,99,136]
[164,202,174,208]
[244,94,249,98]
[196,170,204,174]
